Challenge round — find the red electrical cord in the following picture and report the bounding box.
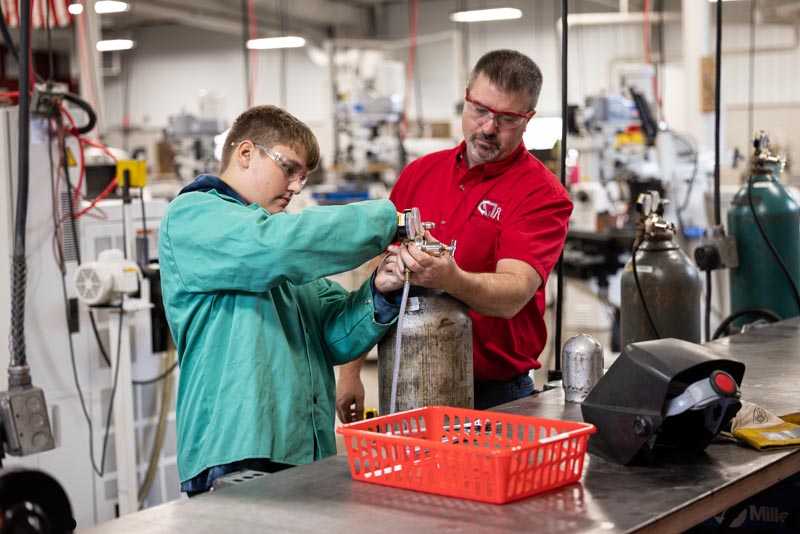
[60,105,119,220]
[74,0,101,136]
[59,104,87,209]
[28,0,36,88]
[642,0,664,121]
[72,136,118,219]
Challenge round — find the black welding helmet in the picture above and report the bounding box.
[580,338,745,465]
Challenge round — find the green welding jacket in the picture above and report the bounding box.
[158,188,398,483]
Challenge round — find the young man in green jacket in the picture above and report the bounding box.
[158,105,406,496]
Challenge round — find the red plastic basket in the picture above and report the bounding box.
[337,406,596,504]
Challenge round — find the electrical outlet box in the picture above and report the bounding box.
[1,386,56,456]
[694,226,739,271]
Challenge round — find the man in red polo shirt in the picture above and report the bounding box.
[337,49,572,417]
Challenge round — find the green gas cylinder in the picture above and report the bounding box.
[728,131,800,323]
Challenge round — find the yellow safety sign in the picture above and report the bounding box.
[65,147,76,167]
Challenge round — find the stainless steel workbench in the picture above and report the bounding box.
[82,319,800,533]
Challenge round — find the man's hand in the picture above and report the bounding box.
[337,365,366,423]
[392,231,541,319]
[391,231,459,289]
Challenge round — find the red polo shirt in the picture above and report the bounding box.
[390,141,572,381]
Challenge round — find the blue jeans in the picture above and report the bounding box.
[474,373,534,410]
[181,458,293,497]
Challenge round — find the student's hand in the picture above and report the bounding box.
[336,373,365,423]
[374,251,406,294]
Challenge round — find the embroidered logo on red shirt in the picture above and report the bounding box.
[477,200,502,221]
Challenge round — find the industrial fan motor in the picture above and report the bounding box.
[73,249,141,306]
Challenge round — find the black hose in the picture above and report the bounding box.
[713,0,722,226]
[712,307,781,340]
[132,362,178,386]
[10,0,31,372]
[631,240,661,339]
[705,269,712,343]
[746,175,800,313]
[60,92,97,134]
[553,0,568,376]
[139,191,149,265]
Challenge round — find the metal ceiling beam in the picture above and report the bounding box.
[130,2,241,35]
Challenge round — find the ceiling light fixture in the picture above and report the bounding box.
[449,7,522,23]
[94,1,131,14]
[96,39,136,52]
[246,36,306,50]
[67,3,83,15]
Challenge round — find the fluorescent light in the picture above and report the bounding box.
[246,36,306,49]
[96,39,136,51]
[95,1,131,14]
[450,8,522,23]
[68,3,83,14]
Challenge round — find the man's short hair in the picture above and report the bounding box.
[467,49,543,112]
[220,105,320,173]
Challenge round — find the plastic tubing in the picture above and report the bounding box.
[389,278,411,414]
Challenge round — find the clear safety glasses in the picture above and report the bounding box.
[253,143,309,188]
[464,89,532,131]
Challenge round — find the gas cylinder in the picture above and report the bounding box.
[620,191,702,347]
[728,130,800,323]
[378,287,473,414]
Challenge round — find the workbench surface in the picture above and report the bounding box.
[82,319,800,533]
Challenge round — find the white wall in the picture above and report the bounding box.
[102,25,334,163]
[104,26,244,129]
[721,23,800,163]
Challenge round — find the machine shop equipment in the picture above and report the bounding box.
[73,249,141,306]
[378,209,471,415]
[727,130,800,327]
[620,191,701,347]
[164,112,227,184]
